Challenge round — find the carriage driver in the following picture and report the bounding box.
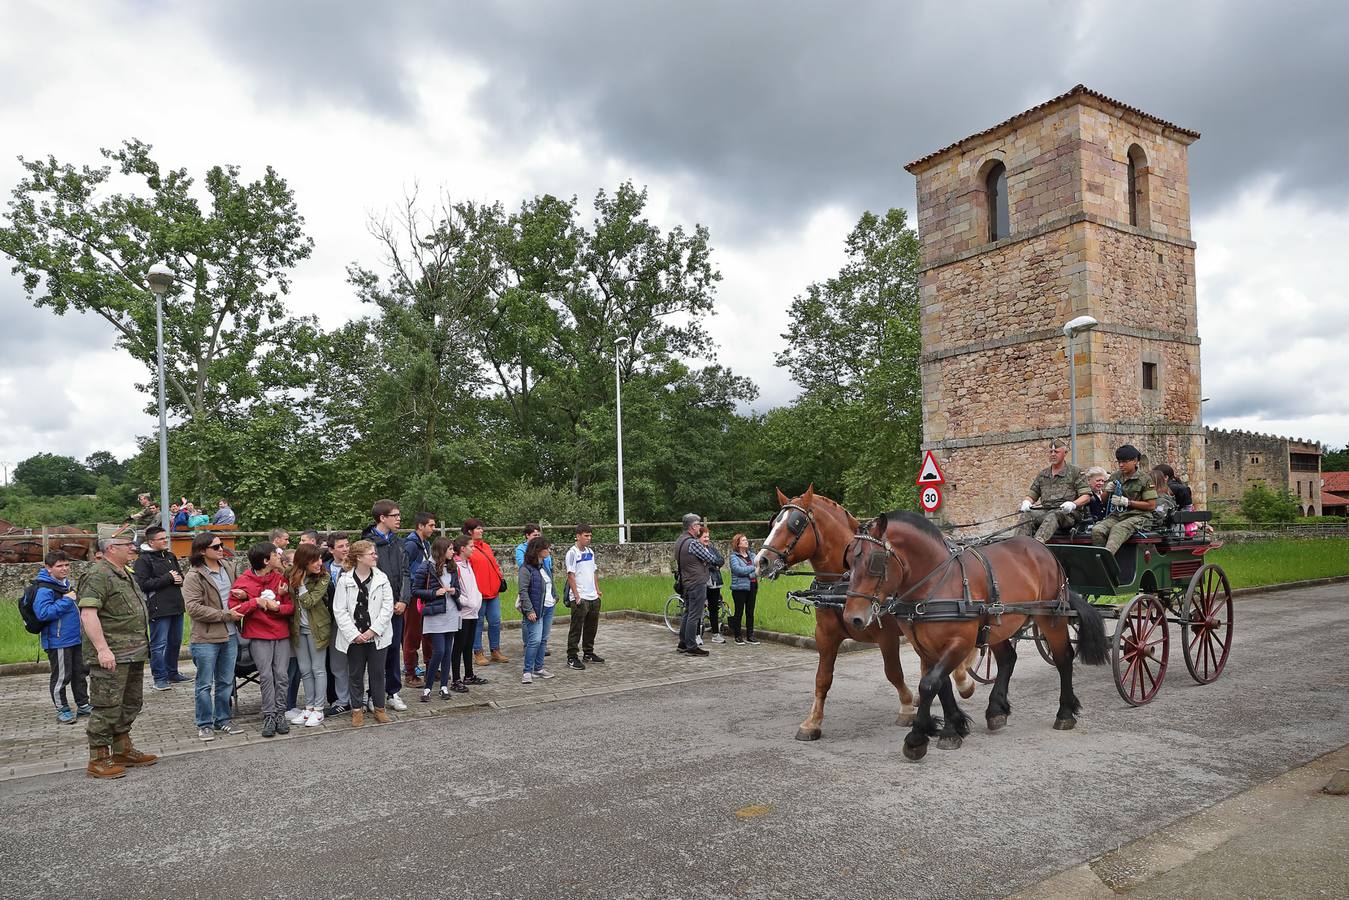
[1017,439,1091,543]
[1091,444,1158,554]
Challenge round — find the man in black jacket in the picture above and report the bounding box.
[134,526,186,691]
[361,500,412,711]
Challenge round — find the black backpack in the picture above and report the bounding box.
[18,579,47,635]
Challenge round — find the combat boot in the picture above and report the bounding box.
[371,708,392,725]
[474,650,489,667]
[87,746,126,779]
[110,734,158,767]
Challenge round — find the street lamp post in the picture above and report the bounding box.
[146,263,174,536]
[1062,315,1099,467]
[614,336,629,544]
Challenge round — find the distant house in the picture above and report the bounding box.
[1321,472,1349,516]
[1204,429,1323,516]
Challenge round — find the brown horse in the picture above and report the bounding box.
[755,487,976,741]
[843,511,1107,761]
[0,519,96,563]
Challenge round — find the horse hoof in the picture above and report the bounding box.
[956,681,975,700]
[902,741,928,761]
[795,727,822,742]
[987,714,1007,732]
[896,713,915,727]
[1053,717,1077,731]
[936,734,963,751]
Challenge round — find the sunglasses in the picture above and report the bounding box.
[208,543,224,551]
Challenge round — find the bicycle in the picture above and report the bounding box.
[663,593,733,637]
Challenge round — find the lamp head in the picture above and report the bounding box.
[146,263,174,296]
[614,336,630,348]
[1063,315,1098,338]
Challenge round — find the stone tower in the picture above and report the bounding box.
[904,85,1204,526]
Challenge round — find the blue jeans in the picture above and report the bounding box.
[149,614,184,684]
[474,597,502,652]
[190,636,238,728]
[521,613,544,674]
[539,605,555,665]
[427,632,454,688]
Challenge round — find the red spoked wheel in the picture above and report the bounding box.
[967,630,1022,685]
[1111,593,1170,706]
[1182,564,1233,684]
[1033,619,1078,665]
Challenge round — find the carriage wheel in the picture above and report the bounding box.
[1182,564,1233,684]
[1111,593,1170,706]
[967,631,1021,685]
[662,594,685,635]
[1033,620,1078,665]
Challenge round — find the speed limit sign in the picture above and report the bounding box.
[919,484,942,512]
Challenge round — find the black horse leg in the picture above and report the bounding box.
[1053,650,1082,731]
[985,639,1017,731]
[935,669,973,750]
[903,661,945,762]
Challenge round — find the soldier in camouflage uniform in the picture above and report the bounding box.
[79,537,159,778]
[1017,439,1091,543]
[1091,444,1159,555]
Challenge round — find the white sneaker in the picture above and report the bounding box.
[388,693,408,711]
[535,668,555,679]
[711,634,726,644]
[521,672,533,684]
[695,635,704,647]
[304,709,324,727]
[285,707,306,725]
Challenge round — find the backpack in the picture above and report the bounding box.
[18,579,47,635]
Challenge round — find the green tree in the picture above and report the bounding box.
[84,450,127,483]
[1238,482,1300,523]
[12,453,95,496]
[0,140,317,428]
[778,208,923,512]
[1322,444,1349,472]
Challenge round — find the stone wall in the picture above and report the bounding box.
[1204,428,1323,516]
[907,89,1203,528]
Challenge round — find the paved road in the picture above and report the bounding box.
[2,584,1346,899]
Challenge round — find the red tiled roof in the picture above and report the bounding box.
[904,84,1201,173]
[1320,491,1349,508]
[1321,471,1349,493]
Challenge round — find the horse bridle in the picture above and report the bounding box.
[759,502,822,568]
[843,533,908,607]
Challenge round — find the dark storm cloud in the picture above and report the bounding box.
[198,1,1349,229]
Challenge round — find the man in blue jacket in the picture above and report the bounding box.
[33,550,90,724]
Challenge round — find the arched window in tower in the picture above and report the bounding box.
[986,162,1009,242]
[1127,144,1149,227]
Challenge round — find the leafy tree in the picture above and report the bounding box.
[1322,444,1349,472]
[0,140,318,428]
[84,450,127,483]
[1238,482,1300,523]
[12,453,95,496]
[778,209,923,512]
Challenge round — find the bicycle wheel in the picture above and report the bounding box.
[663,594,685,635]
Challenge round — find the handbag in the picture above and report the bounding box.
[419,565,447,616]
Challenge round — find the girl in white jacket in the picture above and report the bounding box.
[332,540,395,726]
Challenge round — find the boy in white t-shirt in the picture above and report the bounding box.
[564,524,603,669]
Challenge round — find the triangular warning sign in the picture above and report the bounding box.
[915,450,945,485]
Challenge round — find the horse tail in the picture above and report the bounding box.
[1067,590,1108,665]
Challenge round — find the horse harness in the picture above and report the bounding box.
[848,533,1069,648]
[760,502,823,571]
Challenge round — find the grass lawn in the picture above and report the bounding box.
[2,538,1345,666]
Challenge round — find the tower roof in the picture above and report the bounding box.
[905,84,1201,174]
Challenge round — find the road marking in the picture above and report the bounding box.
[735,804,771,819]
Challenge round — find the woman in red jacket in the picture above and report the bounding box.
[463,518,508,667]
[228,541,294,738]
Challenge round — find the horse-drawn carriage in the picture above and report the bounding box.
[963,513,1233,706]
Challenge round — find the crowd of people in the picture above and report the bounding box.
[1016,440,1197,552]
[27,501,626,779]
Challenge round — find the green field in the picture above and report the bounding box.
[3,538,1346,666]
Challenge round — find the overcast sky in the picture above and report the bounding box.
[2,0,1347,481]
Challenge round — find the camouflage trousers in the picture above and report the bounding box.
[1091,513,1149,555]
[1021,508,1077,543]
[86,661,145,748]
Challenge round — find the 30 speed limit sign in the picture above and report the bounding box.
[919,484,942,512]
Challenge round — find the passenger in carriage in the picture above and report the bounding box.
[1148,468,1178,530]
[1090,444,1158,555]
[1082,466,1111,526]
[1016,438,1091,543]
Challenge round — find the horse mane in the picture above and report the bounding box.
[808,493,860,532]
[884,510,947,546]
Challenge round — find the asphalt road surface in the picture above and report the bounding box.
[3,584,1346,899]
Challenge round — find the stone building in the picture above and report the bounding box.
[1204,428,1323,516]
[904,86,1205,526]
